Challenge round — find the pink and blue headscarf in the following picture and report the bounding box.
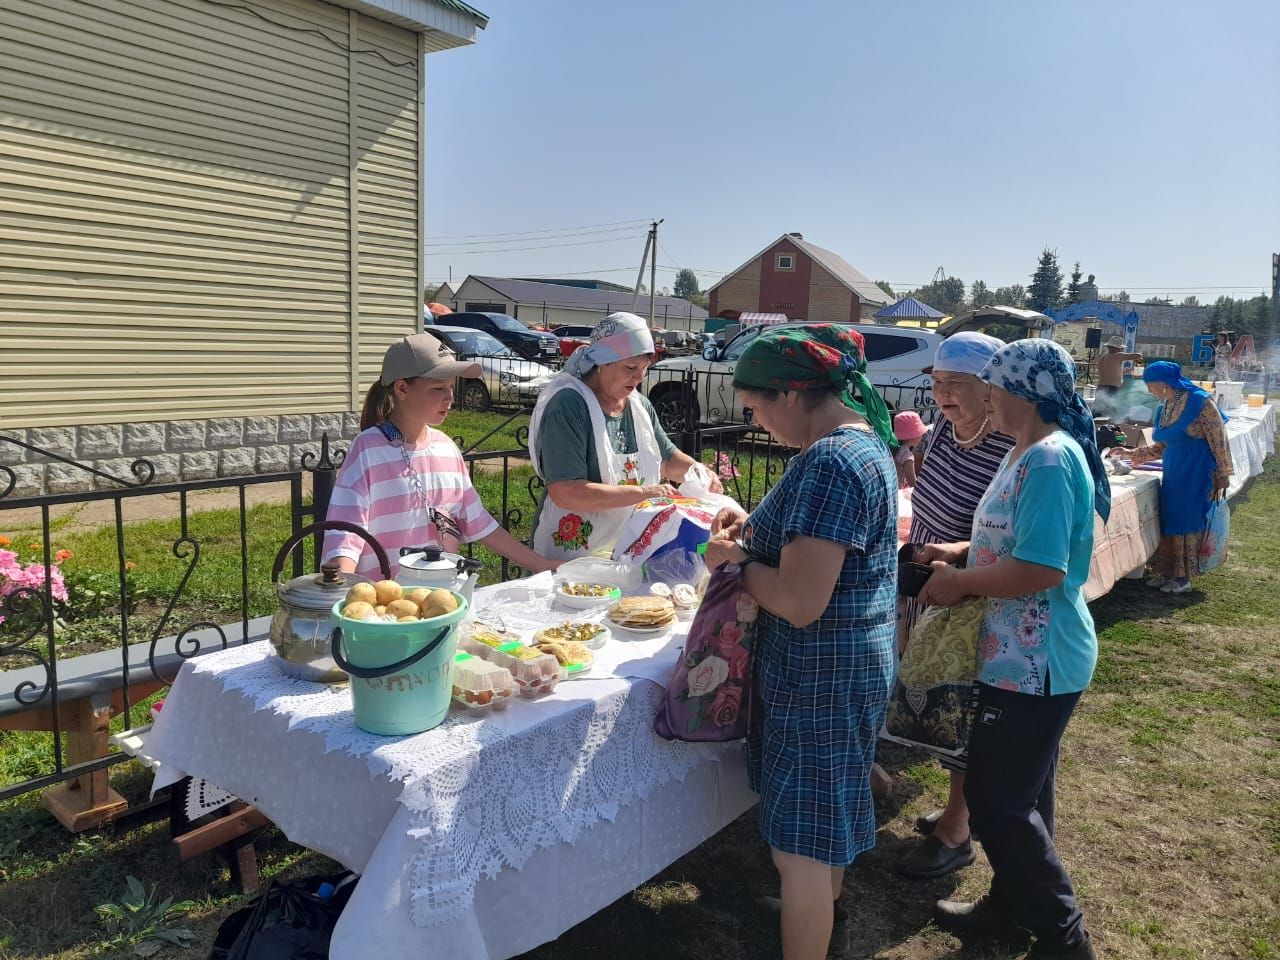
[981,338,1112,522]
[564,312,655,379]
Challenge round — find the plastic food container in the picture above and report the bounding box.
[488,642,563,699]
[1248,393,1265,408]
[457,630,510,658]
[451,652,516,712]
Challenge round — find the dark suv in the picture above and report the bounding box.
[447,312,561,362]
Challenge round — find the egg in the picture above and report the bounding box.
[341,600,375,621]
[373,580,403,606]
[386,598,421,619]
[345,582,377,605]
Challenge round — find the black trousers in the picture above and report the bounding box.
[964,682,1087,951]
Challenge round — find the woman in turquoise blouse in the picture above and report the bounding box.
[919,338,1108,960]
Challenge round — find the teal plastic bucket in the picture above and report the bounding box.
[329,593,468,736]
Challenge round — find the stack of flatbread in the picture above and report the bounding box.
[607,596,676,629]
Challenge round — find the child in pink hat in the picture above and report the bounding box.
[892,411,928,488]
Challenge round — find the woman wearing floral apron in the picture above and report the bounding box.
[528,312,721,562]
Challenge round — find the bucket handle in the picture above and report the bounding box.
[329,625,452,680]
[271,520,392,585]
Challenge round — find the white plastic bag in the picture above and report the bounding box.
[611,465,745,568]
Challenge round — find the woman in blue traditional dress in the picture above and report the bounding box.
[1116,360,1232,594]
[704,324,897,960]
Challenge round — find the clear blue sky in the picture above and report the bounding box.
[423,0,1279,301]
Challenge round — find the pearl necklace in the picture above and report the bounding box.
[953,416,990,449]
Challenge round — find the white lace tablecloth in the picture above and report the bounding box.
[144,576,756,959]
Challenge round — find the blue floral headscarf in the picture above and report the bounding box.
[981,338,1112,522]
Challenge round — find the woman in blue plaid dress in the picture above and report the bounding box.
[705,325,898,960]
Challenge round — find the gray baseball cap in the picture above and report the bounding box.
[380,332,481,385]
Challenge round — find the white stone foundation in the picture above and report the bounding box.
[0,413,362,498]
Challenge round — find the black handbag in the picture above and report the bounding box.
[209,871,357,960]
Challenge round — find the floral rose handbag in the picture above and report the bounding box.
[653,563,757,742]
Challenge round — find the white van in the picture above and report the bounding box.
[641,321,941,433]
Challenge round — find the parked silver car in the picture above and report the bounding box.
[642,321,941,433]
[432,325,557,410]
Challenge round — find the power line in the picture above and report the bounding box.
[426,225,646,249]
[426,234,645,256]
[427,218,652,242]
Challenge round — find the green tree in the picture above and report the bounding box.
[969,280,995,308]
[1143,296,1172,305]
[1027,248,1064,312]
[1103,290,1131,303]
[1066,261,1083,303]
[910,275,966,315]
[875,280,896,298]
[1181,295,1200,307]
[993,284,1027,307]
[673,268,701,300]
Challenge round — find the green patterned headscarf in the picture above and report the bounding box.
[733,324,898,450]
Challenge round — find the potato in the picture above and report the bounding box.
[374,605,387,616]
[345,582,377,605]
[373,580,403,606]
[386,598,421,619]
[420,588,459,619]
[342,600,375,621]
[406,587,432,609]
[396,615,420,623]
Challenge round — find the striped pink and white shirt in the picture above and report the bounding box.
[322,427,499,579]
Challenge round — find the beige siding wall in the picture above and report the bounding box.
[806,267,855,322]
[0,0,422,429]
[709,257,762,314]
[353,13,422,402]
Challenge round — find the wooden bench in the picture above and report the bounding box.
[0,616,271,830]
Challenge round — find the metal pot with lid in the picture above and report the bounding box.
[396,546,483,602]
[269,520,391,683]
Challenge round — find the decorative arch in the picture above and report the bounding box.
[1044,300,1141,352]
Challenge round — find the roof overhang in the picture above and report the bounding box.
[319,0,487,51]
[937,305,1053,337]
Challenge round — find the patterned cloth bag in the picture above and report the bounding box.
[1197,500,1230,575]
[653,563,757,742]
[897,597,985,688]
[881,597,985,758]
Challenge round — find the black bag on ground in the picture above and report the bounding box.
[209,871,357,960]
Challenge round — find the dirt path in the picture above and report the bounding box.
[1,481,301,535]
[1,458,534,538]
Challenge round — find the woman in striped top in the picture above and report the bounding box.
[323,333,556,579]
[896,332,1014,881]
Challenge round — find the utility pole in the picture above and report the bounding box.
[1269,253,1279,397]
[649,219,663,330]
[631,228,653,315]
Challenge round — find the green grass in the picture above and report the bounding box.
[3,437,1275,958]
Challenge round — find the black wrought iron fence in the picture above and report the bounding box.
[0,434,342,809]
[0,365,931,806]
